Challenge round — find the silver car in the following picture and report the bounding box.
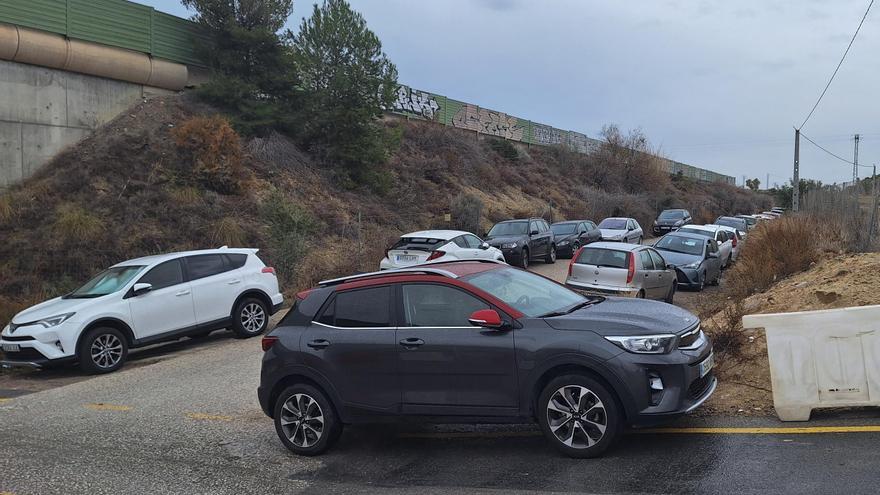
[598,217,644,244]
[565,242,676,302]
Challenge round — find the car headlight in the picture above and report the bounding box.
[683,262,701,269]
[501,242,518,249]
[558,240,569,246]
[605,334,677,354]
[35,313,76,328]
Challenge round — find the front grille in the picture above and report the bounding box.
[2,335,35,342]
[1,347,47,362]
[688,373,713,399]
[678,326,702,348]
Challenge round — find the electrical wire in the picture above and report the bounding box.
[800,131,873,168]
[799,0,874,130]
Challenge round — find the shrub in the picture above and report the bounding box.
[211,217,246,247]
[487,138,519,162]
[172,115,251,194]
[0,194,12,223]
[451,193,484,234]
[53,204,104,242]
[260,191,318,284]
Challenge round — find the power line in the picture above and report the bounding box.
[800,131,873,168]
[798,0,874,130]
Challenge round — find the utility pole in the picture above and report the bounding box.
[766,173,769,191]
[853,134,860,185]
[869,164,878,246]
[793,128,800,212]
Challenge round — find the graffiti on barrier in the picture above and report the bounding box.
[531,123,565,146]
[393,86,442,120]
[452,104,525,140]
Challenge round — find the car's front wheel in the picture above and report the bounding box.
[78,327,128,374]
[520,248,530,269]
[538,374,621,458]
[274,384,342,456]
[232,297,269,338]
[545,245,557,264]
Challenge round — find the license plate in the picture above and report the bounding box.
[2,343,20,353]
[698,352,714,378]
[396,255,418,263]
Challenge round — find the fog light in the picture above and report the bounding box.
[649,376,664,391]
[54,340,64,352]
[648,372,664,406]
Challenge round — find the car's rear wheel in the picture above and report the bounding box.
[78,327,128,374]
[274,384,341,456]
[520,248,529,269]
[232,297,269,338]
[665,283,675,303]
[636,289,645,299]
[545,245,557,264]
[538,374,621,458]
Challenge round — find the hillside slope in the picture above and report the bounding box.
[0,95,770,321]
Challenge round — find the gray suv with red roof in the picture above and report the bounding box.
[258,260,715,458]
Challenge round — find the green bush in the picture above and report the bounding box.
[487,138,519,162]
[260,192,318,283]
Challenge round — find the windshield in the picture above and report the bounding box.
[738,216,757,225]
[464,267,586,318]
[598,218,626,229]
[550,223,577,235]
[488,221,528,236]
[654,236,704,256]
[66,266,146,299]
[658,210,685,220]
[676,227,713,239]
[715,217,744,229]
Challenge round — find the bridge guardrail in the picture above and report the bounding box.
[742,305,880,421]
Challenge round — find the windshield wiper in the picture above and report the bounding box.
[65,293,107,299]
[539,298,602,318]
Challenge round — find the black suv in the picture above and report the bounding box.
[652,209,692,236]
[484,218,555,268]
[258,261,715,458]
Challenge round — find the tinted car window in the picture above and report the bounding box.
[540,220,550,232]
[226,254,247,269]
[186,254,227,280]
[332,286,391,328]
[551,223,577,235]
[452,236,469,248]
[391,237,444,252]
[139,259,184,291]
[529,221,539,234]
[654,235,704,256]
[575,247,630,268]
[587,221,597,230]
[639,250,654,270]
[649,250,666,269]
[402,284,490,327]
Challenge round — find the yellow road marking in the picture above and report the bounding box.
[639,426,880,434]
[84,403,131,412]
[186,412,233,421]
[401,425,880,440]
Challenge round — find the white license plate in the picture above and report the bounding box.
[396,255,418,263]
[698,352,714,378]
[2,343,20,352]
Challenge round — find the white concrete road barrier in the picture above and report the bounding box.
[742,305,880,421]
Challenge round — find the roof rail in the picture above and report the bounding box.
[318,267,458,286]
[421,258,507,266]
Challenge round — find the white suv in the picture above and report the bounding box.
[379,230,505,270]
[0,248,283,373]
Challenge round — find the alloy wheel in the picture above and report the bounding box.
[280,393,325,448]
[90,334,123,369]
[240,303,266,334]
[550,247,557,262]
[546,385,608,449]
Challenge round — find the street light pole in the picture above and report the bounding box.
[793,129,800,211]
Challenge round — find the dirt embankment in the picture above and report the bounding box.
[701,252,880,416]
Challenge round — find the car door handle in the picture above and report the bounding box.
[227,279,241,285]
[399,338,425,349]
[307,339,330,350]
[175,290,191,296]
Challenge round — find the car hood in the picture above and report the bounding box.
[654,250,701,267]
[543,298,698,336]
[654,219,683,227]
[600,229,627,238]
[11,296,102,324]
[485,235,526,246]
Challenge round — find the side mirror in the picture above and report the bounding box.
[468,309,503,329]
[708,252,719,259]
[479,242,490,250]
[530,230,539,236]
[132,282,152,296]
[666,263,675,270]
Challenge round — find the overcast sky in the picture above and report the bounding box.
[142,0,880,187]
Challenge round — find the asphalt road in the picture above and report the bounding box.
[2,253,879,494]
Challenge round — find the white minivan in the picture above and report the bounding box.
[0,248,283,373]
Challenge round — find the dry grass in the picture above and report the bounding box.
[172,115,252,194]
[211,217,246,247]
[53,204,104,242]
[0,195,13,223]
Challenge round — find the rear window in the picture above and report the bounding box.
[391,237,444,252]
[575,247,630,269]
[185,254,228,280]
[715,217,744,229]
[319,286,392,328]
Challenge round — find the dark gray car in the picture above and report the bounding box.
[258,261,715,459]
[652,209,692,236]
[652,233,722,291]
[484,218,556,268]
[550,220,602,258]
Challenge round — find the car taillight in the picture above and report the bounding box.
[261,335,279,352]
[731,236,737,247]
[426,250,445,261]
[626,252,636,284]
[568,247,584,276]
[262,267,276,275]
[295,289,314,301]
